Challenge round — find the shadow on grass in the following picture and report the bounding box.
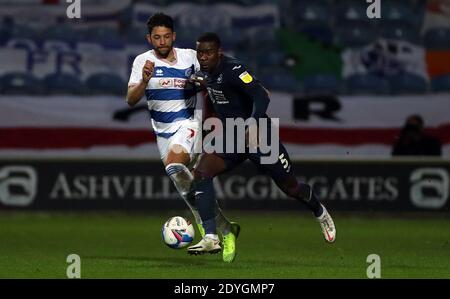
[82,254,349,270]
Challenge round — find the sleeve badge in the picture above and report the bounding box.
[239,71,253,84]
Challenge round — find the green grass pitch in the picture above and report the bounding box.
[1,211,450,278]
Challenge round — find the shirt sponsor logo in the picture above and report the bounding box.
[157,78,186,88]
[159,78,173,88]
[207,87,229,104]
[174,78,187,89]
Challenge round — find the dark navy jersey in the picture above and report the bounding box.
[203,56,270,121]
[201,56,292,179]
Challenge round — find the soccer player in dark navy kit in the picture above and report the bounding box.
[187,33,336,262]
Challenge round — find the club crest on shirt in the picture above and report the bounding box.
[217,74,223,84]
[185,67,193,77]
[239,71,253,84]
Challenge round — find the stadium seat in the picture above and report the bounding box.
[335,22,378,48]
[1,72,45,95]
[302,74,340,95]
[431,74,450,93]
[381,1,424,28]
[141,0,169,5]
[379,23,421,44]
[125,26,148,45]
[334,0,372,26]
[220,28,246,50]
[424,27,450,50]
[85,73,125,95]
[81,27,125,49]
[295,1,330,26]
[297,25,334,45]
[344,74,390,95]
[9,24,40,41]
[44,73,85,95]
[0,24,11,46]
[389,72,428,94]
[259,69,302,93]
[41,25,81,46]
[171,0,207,4]
[253,46,286,69]
[174,27,200,49]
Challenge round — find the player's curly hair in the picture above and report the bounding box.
[147,12,174,34]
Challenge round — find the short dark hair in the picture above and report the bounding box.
[197,32,221,48]
[147,13,174,34]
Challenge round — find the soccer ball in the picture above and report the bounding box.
[162,216,195,249]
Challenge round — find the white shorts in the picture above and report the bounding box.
[157,119,201,168]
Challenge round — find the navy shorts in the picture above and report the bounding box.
[215,141,293,183]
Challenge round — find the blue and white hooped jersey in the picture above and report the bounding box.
[128,48,200,138]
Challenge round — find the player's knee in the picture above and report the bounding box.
[165,147,190,165]
[192,169,213,181]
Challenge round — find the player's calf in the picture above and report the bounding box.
[166,163,203,227]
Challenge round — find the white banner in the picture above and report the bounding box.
[0,94,449,158]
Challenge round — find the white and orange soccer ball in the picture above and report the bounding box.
[162,216,195,249]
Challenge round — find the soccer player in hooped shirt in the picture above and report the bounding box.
[187,32,336,262]
[126,14,239,253]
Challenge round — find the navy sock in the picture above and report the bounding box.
[310,192,324,217]
[296,183,323,217]
[193,177,217,234]
[202,218,217,235]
